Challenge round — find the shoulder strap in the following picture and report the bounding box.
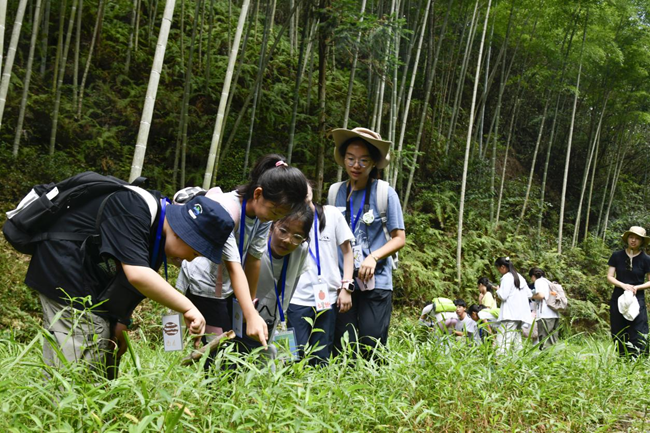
[124,185,158,227]
[327,182,345,206]
[376,179,399,268]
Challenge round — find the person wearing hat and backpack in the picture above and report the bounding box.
[328,127,406,357]
[21,187,234,377]
[606,226,650,357]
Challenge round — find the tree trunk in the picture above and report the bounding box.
[391,0,431,187]
[584,112,605,241]
[242,0,276,178]
[53,0,67,89]
[48,0,79,154]
[0,0,7,80]
[40,0,51,77]
[404,0,452,210]
[125,0,137,74]
[205,0,215,90]
[72,0,82,106]
[135,0,142,52]
[201,0,251,189]
[558,13,588,255]
[571,93,608,247]
[0,0,28,129]
[602,138,629,240]
[129,0,178,182]
[287,4,313,164]
[515,95,549,233]
[77,0,105,118]
[336,0,368,181]
[489,49,506,225]
[457,0,492,284]
[12,0,43,156]
[315,0,330,203]
[495,97,520,226]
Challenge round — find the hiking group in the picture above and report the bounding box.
[4,126,649,378]
[4,126,405,377]
[421,229,650,359]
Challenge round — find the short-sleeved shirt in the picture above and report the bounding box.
[608,249,650,302]
[290,206,354,307]
[533,277,559,319]
[256,243,310,334]
[26,190,159,307]
[455,315,480,344]
[176,191,270,299]
[332,180,405,290]
[480,291,497,309]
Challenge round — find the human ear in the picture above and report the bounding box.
[253,187,263,200]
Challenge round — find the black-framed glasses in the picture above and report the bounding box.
[275,226,306,245]
[345,156,372,168]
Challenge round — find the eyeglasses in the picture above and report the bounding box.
[275,226,306,245]
[345,156,372,168]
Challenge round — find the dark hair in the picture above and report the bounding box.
[308,180,327,233]
[273,203,314,242]
[495,257,521,289]
[236,154,308,211]
[528,267,546,279]
[337,138,382,179]
[468,304,481,315]
[477,277,494,293]
[453,299,467,308]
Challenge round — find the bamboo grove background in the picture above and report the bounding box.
[1,0,650,329]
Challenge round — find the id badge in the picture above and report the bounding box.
[313,283,331,311]
[356,275,375,291]
[273,328,299,361]
[162,313,183,352]
[353,244,364,269]
[232,298,244,338]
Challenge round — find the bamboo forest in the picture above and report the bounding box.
[2,0,650,430]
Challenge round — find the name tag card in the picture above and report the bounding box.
[273,328,299,361]
[353,244,364,269]
[313,283,331,311]
[162,314,183,352]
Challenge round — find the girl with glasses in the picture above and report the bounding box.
[328,127,406,358]
[606,226,650,357]
[176,154,308,352]
[287,185,355,365]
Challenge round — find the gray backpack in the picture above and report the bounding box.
[327,179,398,269]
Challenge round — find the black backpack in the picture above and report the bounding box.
[3,171,152,255]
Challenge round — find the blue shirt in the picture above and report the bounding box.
[333,179,405,290]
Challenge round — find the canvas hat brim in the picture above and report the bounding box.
[166,196,234,264]
[332,128,391,169]
[622,226,650,246]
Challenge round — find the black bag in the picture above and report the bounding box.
[3,171,146,255]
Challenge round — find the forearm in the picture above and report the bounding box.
[226,261,258,321]
[123,264,195,313]
[244,257,262,298]
[370,230,405,260]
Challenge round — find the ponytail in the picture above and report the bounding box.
[477,277,494,293]
[236,154,308,211]
[495,256,521,289]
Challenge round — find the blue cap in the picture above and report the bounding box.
[166,196,234,264]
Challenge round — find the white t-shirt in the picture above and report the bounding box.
[534,277,560,319]
[455,314,480,344]
[256,243,310,333]
[176,190,271,299]
[497,272,533,324]
[290,206,354,307]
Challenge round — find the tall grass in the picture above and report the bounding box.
[1,311,649,432]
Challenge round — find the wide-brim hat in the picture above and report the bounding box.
[166,196,234,264]
[332,127,391,169]
[622,226,650,246]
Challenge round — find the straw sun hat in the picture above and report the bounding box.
[621,226,650,246]
[332,127,392,169]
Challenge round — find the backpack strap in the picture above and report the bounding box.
[376,179,399,268]
[327,181,345,206]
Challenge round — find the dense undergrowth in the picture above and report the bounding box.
[1,309,649,431]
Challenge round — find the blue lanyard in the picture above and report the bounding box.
[268,236,290,323]
[349,186,367,233]
[239,199,247,263]
[151,198,169,280]
[308,210,321,277]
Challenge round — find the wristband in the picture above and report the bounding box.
[370,253,380,262]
